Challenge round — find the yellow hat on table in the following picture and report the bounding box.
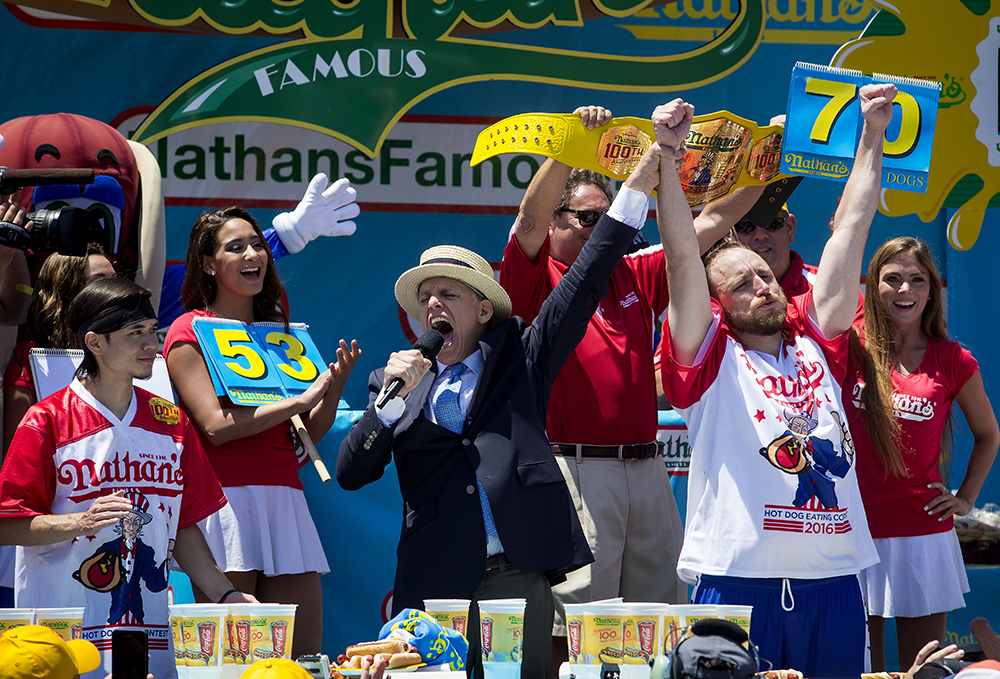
[241,657,314,679]
[0,624,101,679]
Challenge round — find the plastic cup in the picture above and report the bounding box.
[580,602,627,666]
[34,607,84,642]
[717,604,753,645]
[424,599,471,638]
[478,598,525,679]
[0,608,35,634]
[247,604,296,661]
[623,603,669,664]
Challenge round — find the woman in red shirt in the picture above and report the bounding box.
[846,236,998,671]
[164,206,359,657]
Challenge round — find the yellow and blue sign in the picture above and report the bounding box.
[192,318,326,406]
[781,62,941,192]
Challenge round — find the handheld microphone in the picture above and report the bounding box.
[375,329,444,409]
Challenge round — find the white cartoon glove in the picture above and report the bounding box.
[272,173,360,254]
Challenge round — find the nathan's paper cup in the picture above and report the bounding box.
[247,604,296,661]
[478,598,525,679]
[34,607,84,642]
[662,604,717,653]
[564,603,586,665]
[0,608,34,634]
[225,603,252,667]
[179,604,228,668]
[424,599,471,638]
[169,604,192,668]
[580,602,627,666]
[623,603,669,664]
[717,605,753,645]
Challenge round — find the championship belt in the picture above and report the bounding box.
[74,550,124,592]
[760,433,809,474]
[471,112,790,208]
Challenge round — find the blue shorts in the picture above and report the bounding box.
[695,574,865,679]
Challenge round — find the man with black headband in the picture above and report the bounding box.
[0,277,256,678]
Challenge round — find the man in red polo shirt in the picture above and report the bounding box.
[499,105,754,667]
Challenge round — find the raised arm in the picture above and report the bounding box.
[512,106,611,263]
[655,99,713,366]
[812,84,896,337]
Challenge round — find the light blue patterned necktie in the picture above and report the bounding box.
[432,363,498,539]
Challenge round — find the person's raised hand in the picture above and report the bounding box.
[651,99,694,157]
[574,105,612,130]
[860,83,897,133]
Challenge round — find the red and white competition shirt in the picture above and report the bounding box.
[846,336,979,539]
[0,380,226,679]
[660,294,877,584]
[500,232,668,444]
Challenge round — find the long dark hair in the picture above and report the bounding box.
[27,243,110,349]
[180,206,287,324]
[851,236,949,478]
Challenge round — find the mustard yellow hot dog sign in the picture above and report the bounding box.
[470,112,789,209]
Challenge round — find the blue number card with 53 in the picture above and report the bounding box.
[781,62,942,192]
[192,318,327,406]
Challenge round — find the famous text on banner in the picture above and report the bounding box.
[471,111,787,208]
[781,62,941,192]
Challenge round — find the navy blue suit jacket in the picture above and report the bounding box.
[337,215,637,614]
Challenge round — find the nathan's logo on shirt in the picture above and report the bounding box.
[892,393,937,422]
[619,292,639,309]
[753,355,826,412]
[58,452,184,492]
[149,397,181,425]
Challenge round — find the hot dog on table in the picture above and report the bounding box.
[333,638,422,671]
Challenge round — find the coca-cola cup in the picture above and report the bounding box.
[71,624,83,641]
[423,599,472,639]
[478,598,526,678]
[198,621,216,656]
[271,620,288,655]
[481,616,494,656]
[235,620,251,659]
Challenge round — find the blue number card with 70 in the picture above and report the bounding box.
[192,318,327,406]
[781,62,941,192]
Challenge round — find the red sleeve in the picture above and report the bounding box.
[653,316,668,371]
[499,232,555,325]
[623,246,669,316]
[0,417,56,517]
[163,312,198,358]
[659,299,726,409]
[177,418,227,529]
[947,342,979,397]
[4,342,36,391]
[788,291,850,384]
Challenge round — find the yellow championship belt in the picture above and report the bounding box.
[471,112,791,208]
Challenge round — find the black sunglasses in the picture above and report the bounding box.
[734,213,787,235]
[558,208,604,228]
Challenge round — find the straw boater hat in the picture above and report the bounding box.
[395,245,512,323]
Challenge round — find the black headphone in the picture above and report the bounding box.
[668,618,761,679]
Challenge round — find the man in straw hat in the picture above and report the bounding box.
[338,98,695,679]
[0,277,256,679]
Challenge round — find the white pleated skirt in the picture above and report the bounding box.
[859,530,969,618]
[199,485,330,576]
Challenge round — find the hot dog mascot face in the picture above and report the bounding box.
[0,113,164,300]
